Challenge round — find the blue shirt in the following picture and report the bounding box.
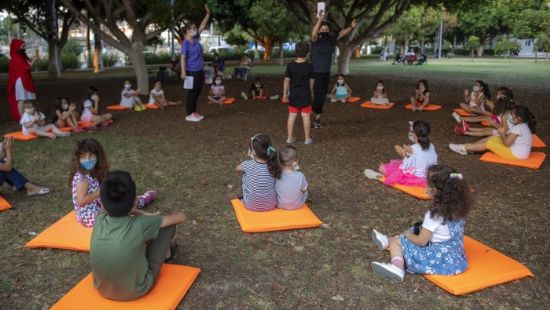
[181,34,204,72]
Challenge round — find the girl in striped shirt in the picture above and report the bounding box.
[236,134,282,211]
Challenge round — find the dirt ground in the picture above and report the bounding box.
[0,70,548,309]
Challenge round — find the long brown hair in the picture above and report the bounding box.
[68,138,109,186]
[427,165,473,223]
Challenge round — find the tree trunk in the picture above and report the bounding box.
[421,39,425,54]
[86,25,92,68]
[404,38,410,53]
[262,36,273,61]
[127,44,149,95]
[45,0,61,79]
[278,41,284,65]
[337,43,354,75]
[353,45,362,58]
[453,34,457,50]
[93,30,104,73]
[476,44,484,57]
[47,40,61,79]
[253,41,259,60]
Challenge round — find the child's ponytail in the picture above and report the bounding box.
[412,120,431,150]
[250,134,282,179]
[513,105,537,133]
[427,165,473,223]
[266,146,282,179]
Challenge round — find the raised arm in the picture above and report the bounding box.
[311,10,325,43]
[198,4,211,33]
[337,19,357,40]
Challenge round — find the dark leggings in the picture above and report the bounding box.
[147,225,176,283]
[312,72,331,115]
[0,166,29,191]
[186,70,204,115]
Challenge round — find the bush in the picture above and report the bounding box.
[372,46,384,54]
[144,52,171,65]
[63,39,82,57]
[35,58,49,71]
[0,56,8,73]
[61,53,81,69]
[102,53,118,67]
[495,38,521,56]
[483,49,495,56]
[453,48,470,56]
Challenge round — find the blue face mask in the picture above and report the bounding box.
[80,159,97,171]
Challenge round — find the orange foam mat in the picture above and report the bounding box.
[26,211,92,252]
[230,199,322,233]
[51,264,201,310]
[223,98,236,105]
[254,96,267,100]
[360,101,395,110]
[405,103,442,111]
[346,96,361,103]
[78,120,114,129]
[425,236,534,295]
[453,108,473,117]
[3,131,38,141]
[379,177,430,200]
[107,105,130,111]
[531,134,547,148]
[479,152,546,169]
[145,104,160,109]
[0,196,13,212]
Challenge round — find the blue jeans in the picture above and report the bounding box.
[0,163,29,191]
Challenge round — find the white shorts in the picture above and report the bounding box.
[371,97,389,104]
[15,78,36,101]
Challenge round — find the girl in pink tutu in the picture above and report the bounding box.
[364,120,437,187]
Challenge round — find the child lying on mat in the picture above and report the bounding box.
[121,80,146,111]
[149,81,180,108]
[449,105,535,160]
[208,76,226,105]
[409,79,430,111]
[455,97,515,137]
[364,120,437,187]
[370,80,391,105]
[82,87,112,129]
[371,165,472,282]
[236,134,281,212]
[70,138,157,228]
[276,146,308,210]
[329,75,352,103]
[453,80,492,120]
[20,100,70,139]
[90,170,186,301]
[53,97,84,132]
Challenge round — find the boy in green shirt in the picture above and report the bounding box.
[90,170,186,301]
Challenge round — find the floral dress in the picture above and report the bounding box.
[400,219,468,275]
[71,171,102,227]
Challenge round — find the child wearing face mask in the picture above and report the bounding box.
[329,75,352,103]
[149,81,180,109]
[208,76,226,105]
[241,77,280,100]
[20,100,70,139]
[70,138,158,228]
[371,80,391,105]
[453,80,491,121]
[53,97,84,132]
[364,120,437,187]
[410,80,430,111]
[275,146,308,210]
[120,80,146,111]
[82,87,113,129]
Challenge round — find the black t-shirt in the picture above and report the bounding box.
[285,60,314,107]
[311,34,337,73]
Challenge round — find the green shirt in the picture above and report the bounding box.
[90,213,162,301]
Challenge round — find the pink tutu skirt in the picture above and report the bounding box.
[382,160,427,187]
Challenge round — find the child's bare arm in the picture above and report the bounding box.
[235,163,243,172]
[404,228,431,246]
[75,181,100,206]
[160,212,187,228]
[283,77,290,100]
[420,92,430,107]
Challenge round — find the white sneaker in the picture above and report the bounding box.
[330,98,337,103]
[371,229,389,250]
[193,113,204,120]
[241,91,249,100]
[452,112,461,123]
[270,95,280,100]
[371,262,405,283]
[364,169,383,180]
[449,143,468,155]
[304,138,314,145]
[185,114,200,122]
[286,137,296,144]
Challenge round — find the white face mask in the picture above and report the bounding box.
[376,86,383,90]
[25,108,35,115]
[124,84,131,89]
[508,114,514,125]
[473,85,480,92]
[215,80,222,85]
[62,103,69,110]
[337,79,344,84]
[190,29,197,36]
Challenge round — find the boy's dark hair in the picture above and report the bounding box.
[295,41,310,58]
[100,170,136,217]
[54,97,69,111]
[24,100,37,108]
[68,138,109,186]
[492,97,515,116]
[279,146,298,166]
[374,80,386,94]
[475,80,491,100]
[512,105,536,133]
[87,86,98,99]
[497,86,514,99]
[412,120,431,150]
[320,21,330,29]
[416,79,429,94]
[255,77,262,82]
[250,133,282,179]
[428,165,473,223]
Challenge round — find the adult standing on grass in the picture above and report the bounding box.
[310,11,357,128]
[6,39,39,122]
[180,4,211,122]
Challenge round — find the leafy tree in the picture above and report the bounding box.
[494,37,520,57]
[510,0,550,62]
[464,35,480,60]
[387,4,442,53]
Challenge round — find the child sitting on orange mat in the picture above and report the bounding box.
[329,74,352,103]
[370,165,473,282]
[241,77,279,100]
[276,146,308,210]
[409,79,430,111]
[208,75,226,105]
[20,100,70,139]
[449,105,535,160]
[69,138,158,228]
[452,80,492,122]
[120,80,146,111]
[455,97,515,137]
[370,80,391,105]
[364,120,437,187]
[236,134,281,212]
[149,81,180,108]
[90,170,186,301]
[53,97,84,132]
[82,87,112,130]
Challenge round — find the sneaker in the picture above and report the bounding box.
[364,169,383,180]
[137,190,157,209]
[270,95,280,100]
[185,114,200,122]
[100,121,111,128]
[449,143,468,155]
[454,126,465,136]
[371,229,389,250]
[304,138,314,145]
[330,98,337,103]
[452,112,461,123]
[371,262,405,283]
[73,127,85,133]
[462,120,469,131]
[241,91,249,100]
[286,137,296,144]
[313,120,326,129]
[193,113,204,120]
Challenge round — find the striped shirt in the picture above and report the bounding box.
[241,159,277,212]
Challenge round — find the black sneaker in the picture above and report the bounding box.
[314,120,326,129]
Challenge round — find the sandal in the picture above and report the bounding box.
[164,240,178,263]
[28,187,51,197]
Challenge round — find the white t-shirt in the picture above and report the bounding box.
[400,143,438,178]
[509,123,532,159]
[82,99,94,117]
[149,89,164,104]
[422,211,451,243]
[120,88,136,107]
[20,112,46,135]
